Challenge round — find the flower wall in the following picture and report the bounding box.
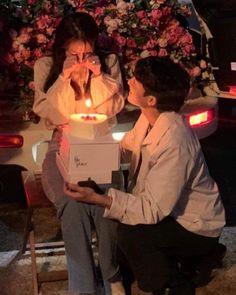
[0,0,208,119]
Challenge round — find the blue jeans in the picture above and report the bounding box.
[42,137,120,294]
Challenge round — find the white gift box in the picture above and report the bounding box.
[56,128,120,184]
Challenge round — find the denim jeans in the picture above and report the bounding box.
[41,136,121,294]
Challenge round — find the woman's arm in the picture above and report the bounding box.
[91,54,125,116]
[33,57,75,126]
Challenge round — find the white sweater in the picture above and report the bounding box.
[33,54,125,129]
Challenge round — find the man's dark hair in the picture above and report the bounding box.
[134,57,190,112]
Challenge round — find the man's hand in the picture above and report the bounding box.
[64,182,112,209]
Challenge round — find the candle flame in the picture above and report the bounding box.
[85,98,92,108]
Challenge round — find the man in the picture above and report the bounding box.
[64,57,226,295]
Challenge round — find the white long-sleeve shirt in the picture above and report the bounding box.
[33,54,125,129]
[105,112,225,237]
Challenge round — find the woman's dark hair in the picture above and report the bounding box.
[134,56,190,112]
[44,12,110,98]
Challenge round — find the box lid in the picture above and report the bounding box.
[62,127,119,144]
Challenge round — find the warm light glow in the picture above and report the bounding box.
[229,86,236,95]
[112,132,126,141]
[0,135,24,148]
[85,98,92,108]
[70,113,107,124]
[188,109,215,127]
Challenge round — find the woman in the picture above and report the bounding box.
[33,12,125,295]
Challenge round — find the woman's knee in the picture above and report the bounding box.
[60,199,90,220]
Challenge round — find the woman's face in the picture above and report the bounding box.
[66,40,94,63]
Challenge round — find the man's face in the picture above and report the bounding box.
[128,77,149,108]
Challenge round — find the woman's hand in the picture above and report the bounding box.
[84,54,101,76]
[62,55,79,79]
[64,182,112,209]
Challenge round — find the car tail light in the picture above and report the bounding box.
[0,135,24,148]
[187,109,215,127]
[229,86,236,95]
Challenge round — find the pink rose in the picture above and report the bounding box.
[36,34,47,44]
[165,32,179,45]
[182,44,194,55]
[12,40,20,50]
[28,0,37,4]
[46,27,55,36]
[18,33,31,44]
[33,48,43,58]
[162,6,171,16]
[145,39,157,49]
[151,9,162,20]
[141,18,150,26]
[127,38,136,48]
[94,7,105,18]
[21,48,31,60]
[158,38,168,48]
[36,15,50,30]
[43,0,52,12]
[189,66,201,77]
[136,10,146,19]
[115,35,127,47]
[149,50,158,56]
[178,33,192,46]
[158,48,168,57]
[14,52,24,63]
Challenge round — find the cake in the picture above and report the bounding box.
[69,113,109,139]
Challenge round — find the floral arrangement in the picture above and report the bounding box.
[0,0,208,119]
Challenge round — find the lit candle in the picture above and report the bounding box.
[85,98,92,109]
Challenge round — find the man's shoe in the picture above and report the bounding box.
[192,243,227,287]
[167,280,195,295]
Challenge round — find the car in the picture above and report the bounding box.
[1,0,235,201]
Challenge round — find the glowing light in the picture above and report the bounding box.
[0,135,24,148]
[70,113,107,123]
[85,98,92,108]
[229,86,236,95]
[112,132,126,141]
[188,109,215,127]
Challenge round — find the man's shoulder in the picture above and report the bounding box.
[160,113,197,147]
